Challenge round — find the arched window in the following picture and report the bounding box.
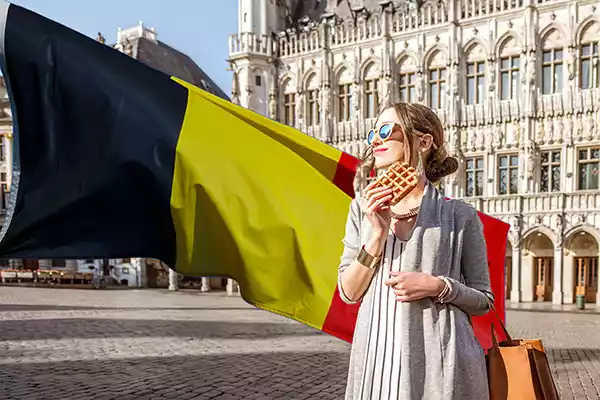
[363,63,380,118]
[281,78,295,126]
[427,50,447,108]
[336,67,353,122]
[465,44,486,105]
[541,29,565,95]
[305,74,319,127]
[397,55,417,102]
[579,22,600,90]
[498,36,521,100]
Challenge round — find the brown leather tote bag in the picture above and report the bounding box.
[486,306,560,400]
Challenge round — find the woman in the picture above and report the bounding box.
[338,102,492,400]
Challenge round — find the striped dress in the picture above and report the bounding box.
[358,234,406,399]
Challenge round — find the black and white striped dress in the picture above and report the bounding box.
[359,234,406,399]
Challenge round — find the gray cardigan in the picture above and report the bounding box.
[338,181,492,400]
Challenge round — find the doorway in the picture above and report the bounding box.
[534,257,553,301]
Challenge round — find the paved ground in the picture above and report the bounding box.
[0,287,598,399]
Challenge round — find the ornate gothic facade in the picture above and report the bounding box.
[229,0,600,304]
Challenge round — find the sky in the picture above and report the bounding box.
[12,0,237,95]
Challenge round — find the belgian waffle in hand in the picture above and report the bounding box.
[372,161,419,205]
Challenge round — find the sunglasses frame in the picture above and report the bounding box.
[367,122,399,146]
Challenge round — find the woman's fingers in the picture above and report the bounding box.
[363,185,392,200]
[366,194,392,213]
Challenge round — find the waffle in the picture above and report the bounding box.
[372,161,419,205]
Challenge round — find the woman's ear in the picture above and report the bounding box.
[419,134,434,152]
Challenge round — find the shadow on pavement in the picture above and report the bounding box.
[0,304,256,312]
[0,318,323,341]
[0,351,350,400]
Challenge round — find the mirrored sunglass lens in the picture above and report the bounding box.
[379,124,392,140]
[367,130,375,144]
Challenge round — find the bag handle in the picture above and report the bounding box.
[488,298,513,342]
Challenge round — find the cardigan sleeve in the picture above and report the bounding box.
[337,198,362,304]
[444,208,494,316]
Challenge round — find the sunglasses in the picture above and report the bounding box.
[367,122,399,145]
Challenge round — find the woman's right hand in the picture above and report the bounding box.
[362,181,393,241]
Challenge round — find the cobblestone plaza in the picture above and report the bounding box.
[0,287,597,399]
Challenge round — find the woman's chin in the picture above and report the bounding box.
[374,158,397,170]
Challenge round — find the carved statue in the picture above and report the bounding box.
[526,142,536,181]
[537,118,545,141]
[546,115,554,143]
[322,85,331,117]
[475,125,485,150]
[527,51,537,87]
[567,45,576,81]
[416,70,424,102]
[556,118,563,144]
[576,113,584,140]
[565,114,574,146]
[586,111,595,140]
[513,119,521,144]
[268,91,277,120]
[510,215,522,232]
[468,127,477,150]
[487,58,496,92]
[351,83,360,112]
[495,122,504,149]
[380,74,392,107]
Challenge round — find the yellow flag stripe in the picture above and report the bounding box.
[170,78,352,329]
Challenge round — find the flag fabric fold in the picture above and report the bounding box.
[0,2,509,349]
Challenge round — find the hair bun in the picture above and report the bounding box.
[425,154,459,183]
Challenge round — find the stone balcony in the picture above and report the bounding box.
[461,191,600,217]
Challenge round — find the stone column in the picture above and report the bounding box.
[521,252,534,302]
[131,258,146,288]
[552,247,564,305]
[201,277,211,292]
[510,243,522,303]
[168,268,178,291]
[227,278,239,296]
[563,252,574,304]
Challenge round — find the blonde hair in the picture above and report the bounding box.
[354,102,458,192]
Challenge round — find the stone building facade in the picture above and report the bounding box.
[229,0,600,304]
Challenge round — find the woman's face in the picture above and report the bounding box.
[371,107,407,170]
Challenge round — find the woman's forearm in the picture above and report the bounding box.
[339,237,385,303]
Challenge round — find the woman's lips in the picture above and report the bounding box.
[374,148,388,153]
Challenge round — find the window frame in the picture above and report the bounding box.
[464,155,485,197]
[500,55,520,100]
[466,61,486,105]
[541,48,564,95]
[539,148,561,193]
[577,147,600,191]
[283,93,296,126]
[497,153,519,195]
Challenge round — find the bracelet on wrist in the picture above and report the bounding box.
[435,277,453,304]
[356,245,381,269]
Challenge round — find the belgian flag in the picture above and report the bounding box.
[0,2,509,348]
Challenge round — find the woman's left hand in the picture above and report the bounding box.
[384,271,445,302]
